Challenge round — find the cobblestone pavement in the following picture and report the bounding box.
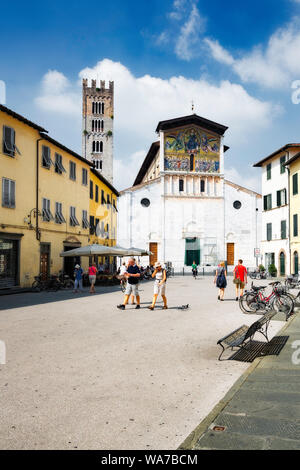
[180,307,300,450]
[0,276,284,449]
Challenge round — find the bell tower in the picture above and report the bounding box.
[82,78,114,183]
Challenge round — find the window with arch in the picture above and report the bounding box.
[179,179,184,192]
[92,102,104,115]
[92,120,104,132]
[294,251,299,275]
[190,154,194,171]
[92,141,104,153]
[94,159,102,170]
[279,251,285,276]
[200,180,205,193]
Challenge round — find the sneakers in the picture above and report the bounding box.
[135,305,140,309]
[117,304,125,310]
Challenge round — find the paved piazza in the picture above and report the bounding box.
[0,276,284,450]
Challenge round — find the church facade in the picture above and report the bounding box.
[118,114,261,271]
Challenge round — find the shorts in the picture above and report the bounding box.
[125,283,139,296]
[234,279,245,289]
[89,275,96,285]
[154,281,166,295]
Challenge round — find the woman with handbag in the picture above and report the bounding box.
[214,262,227,301]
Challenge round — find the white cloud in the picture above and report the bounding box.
[206,19,300,89]
[114,150,146,190]
[168,0,188,20]
[35,69,80,114]
[175,3,205,61]
[35,59,279,190]
[204,38,234,65]
[225,167,261,193]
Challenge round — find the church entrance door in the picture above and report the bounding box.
[227,243,235,266]
[185,238,200,266]
[149,243,158,266]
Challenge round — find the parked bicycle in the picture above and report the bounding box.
[239,281,294,319]
[285,274,300,290]
[120,277,127,293]
[32,274,61,292]
[58,271,74,289]
[249,270,272,280]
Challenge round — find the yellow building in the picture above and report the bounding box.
[0,104,91,288]
[89,168,119,267]
[285,151,300,275]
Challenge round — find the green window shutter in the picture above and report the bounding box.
[3,126,15,155]
[293,174,298,195]
[277,191,280,207]
[263,195,267,211]
[266,163,271,180]
[294,214,298,237]
[281,220,286,239]
[280,155,286,173]
[267,223,272,241]
[2,178,10,206]
[10,180,15,208]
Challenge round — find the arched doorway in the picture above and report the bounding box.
[279,251,285,276]
[294,251,299,275]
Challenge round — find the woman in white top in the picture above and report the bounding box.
[148,261,168,310]
[120,262,127,276]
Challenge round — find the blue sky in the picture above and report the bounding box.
[1,0,300,190]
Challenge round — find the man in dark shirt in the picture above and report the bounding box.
[117,258,141,310]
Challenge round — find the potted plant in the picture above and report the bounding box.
[268,264,277,277]
[106,130,113,138]
[258,264,265,272]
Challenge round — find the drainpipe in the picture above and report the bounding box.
[286,151,291,274]
[36,138,43,241]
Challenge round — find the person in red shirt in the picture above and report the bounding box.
[233,259,247,300]
[88,262,98,294]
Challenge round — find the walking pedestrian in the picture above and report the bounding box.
[233,259,248,300]
[73,264,84,293]
[214,262,227,301]
[88,262,98,294]
[191,260,198,279]
[117,258,141,310]
[148,261,168,310]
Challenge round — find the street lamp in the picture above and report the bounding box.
[25,208,42,240]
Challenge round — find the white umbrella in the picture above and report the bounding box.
[60,244,129,257]
[128,247,153,256]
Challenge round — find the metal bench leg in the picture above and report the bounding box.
[218,344,225,361]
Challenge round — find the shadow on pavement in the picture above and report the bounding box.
[0,285,122,311]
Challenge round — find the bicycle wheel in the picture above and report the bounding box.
[272,294,294,317]
[239,293,265,313]
[121,281,126,293]
[65,280,74,289]
[32,280,41,292]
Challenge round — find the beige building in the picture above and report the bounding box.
[0,104,91,289]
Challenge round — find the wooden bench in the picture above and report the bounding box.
[217,310,277,361]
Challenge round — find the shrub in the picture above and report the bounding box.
[268,264,277,276]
